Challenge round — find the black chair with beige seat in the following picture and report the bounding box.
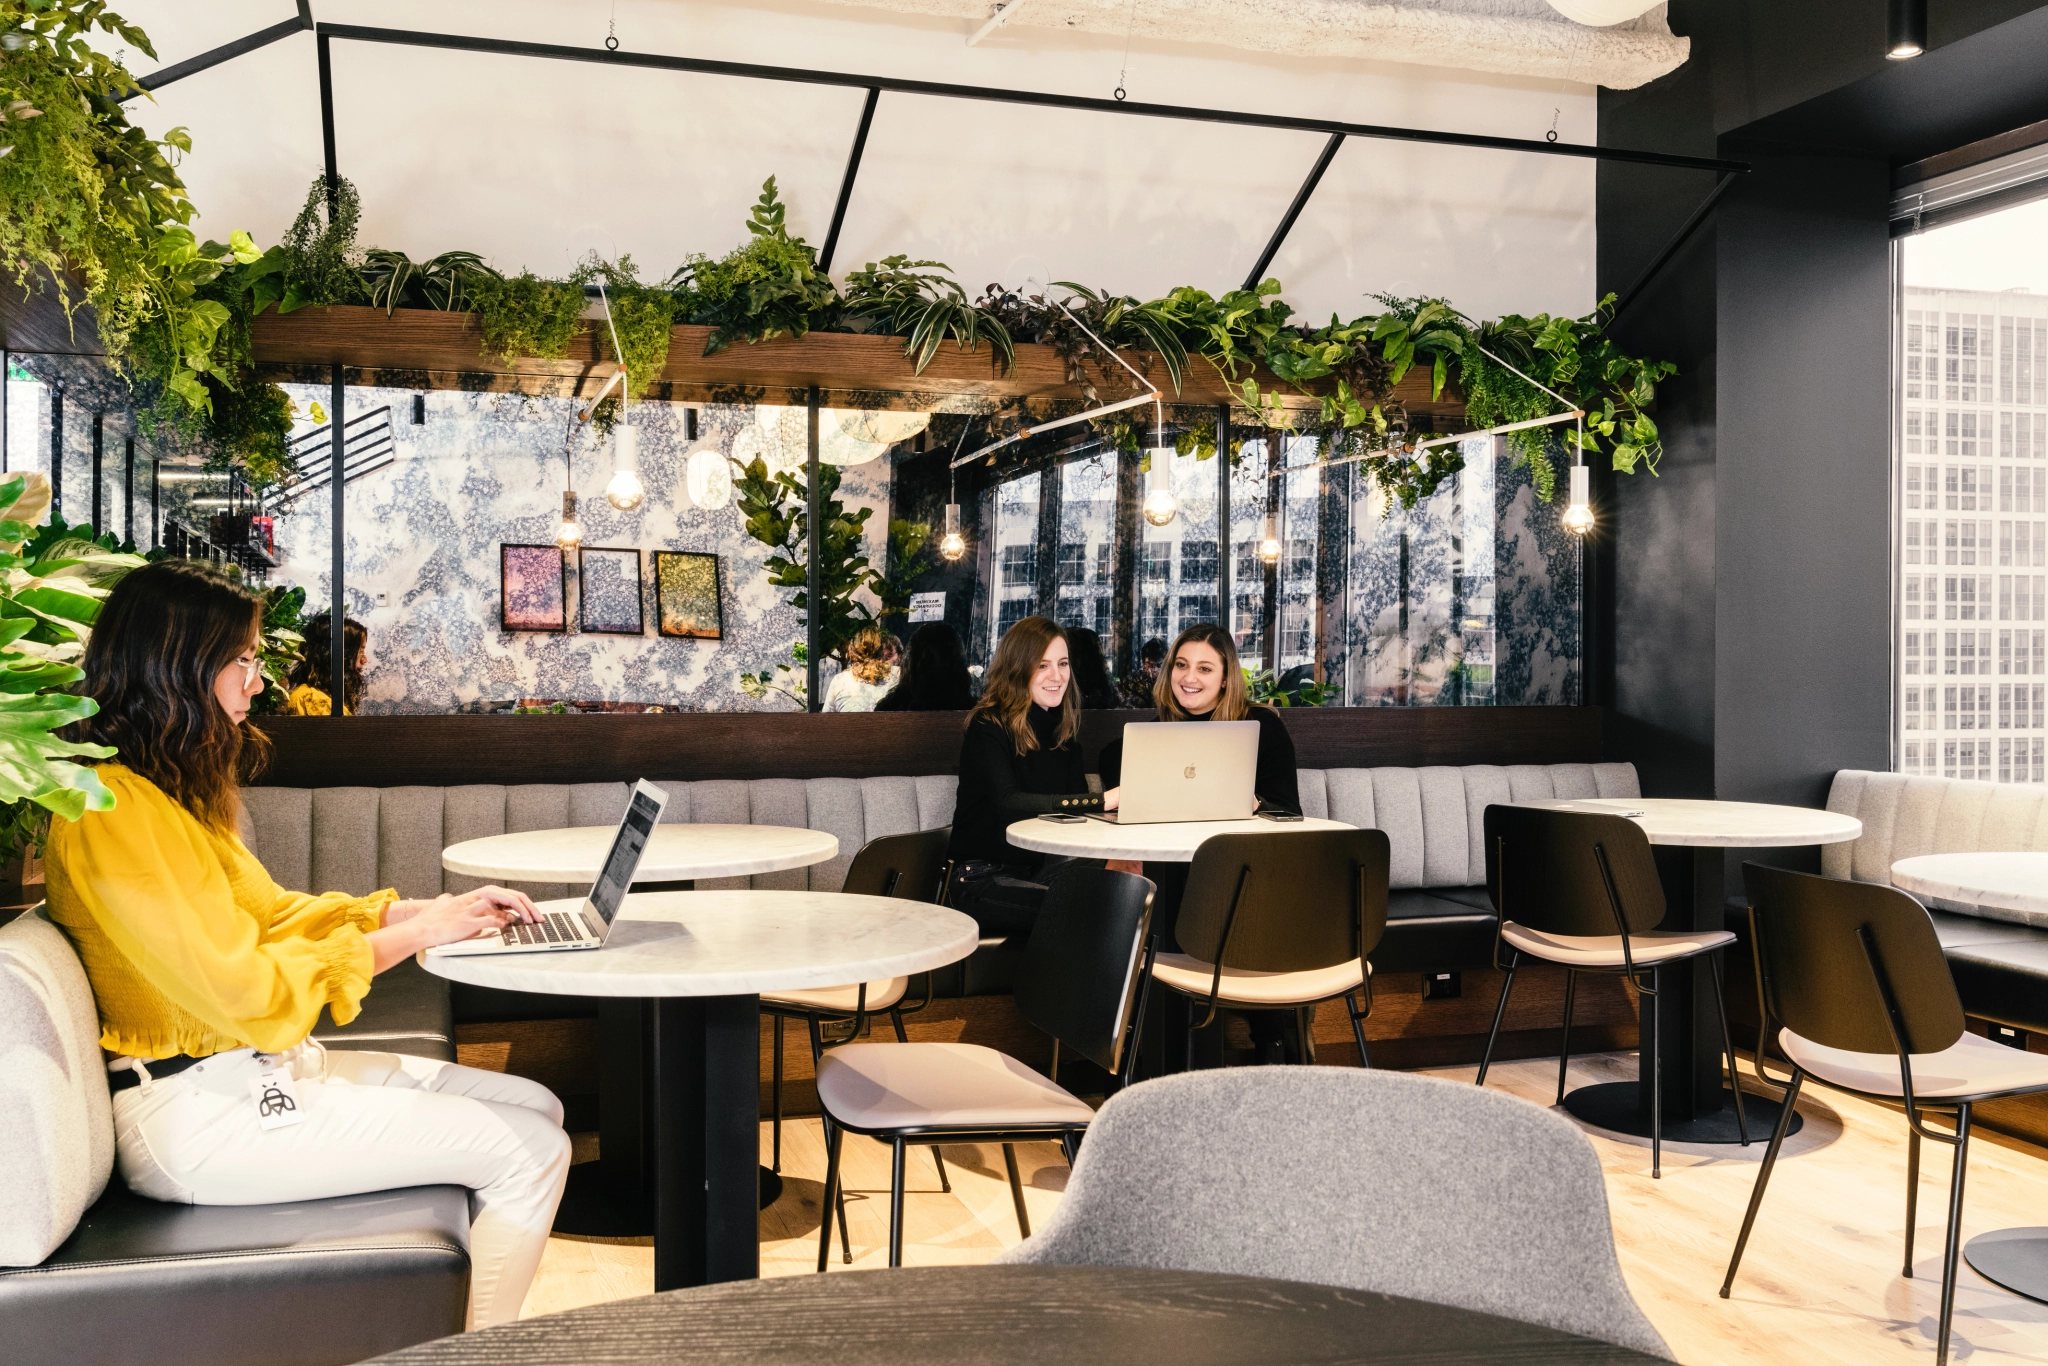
[1724,864,2048,1366]
[1475,804,1748,1178]
[1144,828,1388,1070]
[814,864,1154,1269]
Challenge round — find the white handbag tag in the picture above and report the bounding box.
[250,1066,308,1130]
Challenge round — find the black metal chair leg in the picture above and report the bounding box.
[816,1121,844,1273]
[1650,967,1663,1180]
[1347,990,1372,1069]
[1937,1105,1973,1366]
[1708,954,1749,1145]
[1905,1126,1922,1277]
[1721,1069,1806,1297]
[772,1014,785,1172]
[890,1008,908,1043]
[1060,1130,1080,1166]
[807,1015,827,1064]
[932,1146,952,1193]
[1475,955,1520,1086]
[1556,969,1578,1106]
[888,1138,908,1268]
[1002,1142,1032,1239]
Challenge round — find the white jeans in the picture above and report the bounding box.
[111,1042,571,1329]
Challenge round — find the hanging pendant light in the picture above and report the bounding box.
[556,490,584,548]
[604,423,645,511]
[1141,449,1179,527]
[684,443,732,510]
[939,502,967,561]
[1886,0,1925,59]
[1258,510,1282,565]
[1561,463,1594,535]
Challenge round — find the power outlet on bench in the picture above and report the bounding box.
[1991,1024,2030,1051]
[1422,972,1461,1001]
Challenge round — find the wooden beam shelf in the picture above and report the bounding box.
[248,305,1466,420]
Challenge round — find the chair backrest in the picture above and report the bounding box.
[1175,828,1389,973]
[1744,863,1966,1057]
[1013,866,1154,1075]
[840,826,951,902]
[1483,805,1664,937]
[999,1067,1672,1360]
[0,910,115,1267]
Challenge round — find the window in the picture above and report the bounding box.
[1179,541,1217,585]
[1055,542,1086,586]
[2036,682,2046,729]
[1000,544,1037,583]
[1908,311,1926,399]
[1907,631,1923,674]
[2001,628,2013,673]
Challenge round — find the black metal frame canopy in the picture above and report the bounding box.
[121,6,1746,711]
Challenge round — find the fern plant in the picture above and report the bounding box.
[670,177,840,355]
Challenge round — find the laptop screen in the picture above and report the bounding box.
[589,788,661,927]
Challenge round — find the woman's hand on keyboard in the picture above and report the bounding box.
[372,886,542,970]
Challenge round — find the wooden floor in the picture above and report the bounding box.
[520,1052,2048,1364]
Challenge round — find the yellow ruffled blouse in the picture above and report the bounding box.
[45,764,397,1059]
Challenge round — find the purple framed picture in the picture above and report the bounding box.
[500,544,567,632]
[578,546,645,636]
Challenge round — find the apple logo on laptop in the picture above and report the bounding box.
[1184,765,1197,779]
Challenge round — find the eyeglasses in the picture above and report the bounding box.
[235,653,261,686]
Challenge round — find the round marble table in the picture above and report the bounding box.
[422,891,977,1292]
[1513,797,1863,1146]
[363,1265,1669,1365]
[442,823,839,884]
[1891,852,2048,1306]
[1005,813,1356,862]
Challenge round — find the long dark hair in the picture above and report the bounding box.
[75,561,269,832]
[879,622,974,710]
[1065,627,1117,701]
[969,615,1078,754]
[1155,621,1253,722]
[291,613,368,712]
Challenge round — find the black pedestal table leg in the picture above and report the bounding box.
[550,998,655,1237]
[654,993,762,1290]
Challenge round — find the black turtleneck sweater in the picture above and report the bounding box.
[948,705,1102,866]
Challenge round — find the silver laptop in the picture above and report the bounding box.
[1088,720,1260,824]
[428,779,668,956]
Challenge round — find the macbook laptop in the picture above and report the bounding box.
[1086,720,1260,824]
[427,778,668,956]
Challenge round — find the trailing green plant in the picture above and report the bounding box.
[842,256,1013,375]
[872,517,935,621]
[276,174,366,312]
[361,248,499,316]
[589,255,675,402]
[247,584,307,717]
[471,261,594,366]
[1244,665,1339,708]
[669,177,840,355]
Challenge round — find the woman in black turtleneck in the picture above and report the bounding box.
[947,615,1105,936]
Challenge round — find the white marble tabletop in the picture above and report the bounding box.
[1005,815,1357,862]
[1891,852,2048,915]
[418,891,979,997]
[442,824,839,882]
[1513,797,1862,848]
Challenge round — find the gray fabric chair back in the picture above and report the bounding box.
[1744,862,1966,1057]
[1176,828,1389,972]
[999,1067,1673,1361]
[1484,805,1664,937]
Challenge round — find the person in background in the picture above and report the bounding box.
[1066,627,1127,709]
[946,615,1108,937]
[286,613,367,716]
[822,626,900,712]
[45,561,568,1329]
[875,621,977,711]
[1121,636,1167,708]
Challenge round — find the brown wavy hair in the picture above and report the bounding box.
[845,626,900,685]
[1154,621,1254,722]
[74,561,270,832]
[291,613,368,712]
[969,615,1079,754]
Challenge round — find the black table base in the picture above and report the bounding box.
[1563,1081,1803,1145]
[552,1163,782,1239]
[1965,1228,2048,1304]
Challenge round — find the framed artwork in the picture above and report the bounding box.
[578,546,645,635]
[500,543,567,632]
[654,550,724,640]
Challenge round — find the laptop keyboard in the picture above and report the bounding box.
[502,910,590,946]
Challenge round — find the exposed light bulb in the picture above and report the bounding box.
[938,502,967,562]
[604,426,645,510]
[1886,0,1925,58]
[1258,511,1282,565]
[1141,450,1179,527]
[1562,464,1594,535]
[556,490,583,549]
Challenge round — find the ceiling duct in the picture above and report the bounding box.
[810,0,1689,90]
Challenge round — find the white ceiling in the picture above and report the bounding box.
[109,0,1620,325]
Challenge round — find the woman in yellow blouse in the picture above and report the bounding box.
[46,561,568,1330]
[285,612,366,715]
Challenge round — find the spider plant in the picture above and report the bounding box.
[841,256,1015,375]
[360,249,501,316]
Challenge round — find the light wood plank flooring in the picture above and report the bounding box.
[521,1053,2048,1364]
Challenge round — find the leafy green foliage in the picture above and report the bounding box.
[1243,665,1339,708]
[738,642,808,710]
[842,256,1013,375]
[276,175,366,312]
[589,255,676,402]
[471,262,594,365]
[670,177,840,355]
[361,248,499,316]
[247,584,307,717]
[873,517,935,621]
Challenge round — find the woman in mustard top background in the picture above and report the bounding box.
[46,561,569,1329]
[285,611,366,715]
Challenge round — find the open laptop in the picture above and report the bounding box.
[428,778,668,956]
[1086,720,1260,824]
